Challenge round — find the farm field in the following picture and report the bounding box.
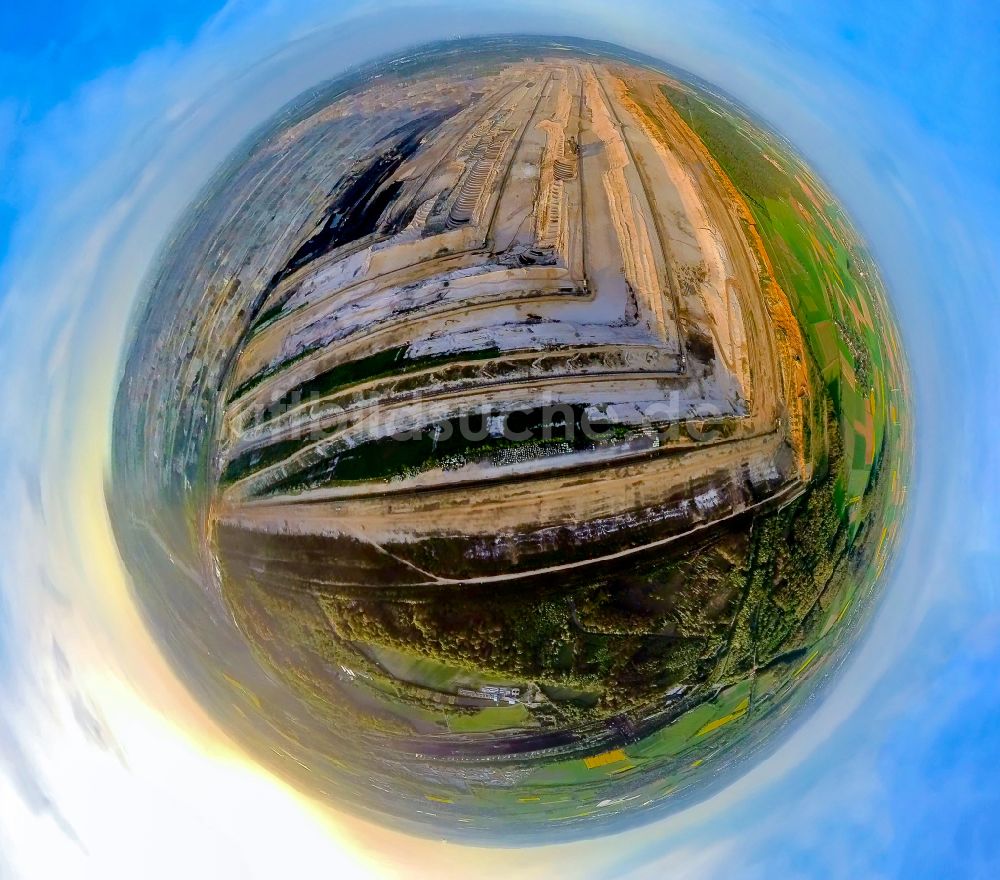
[109,35,910,842]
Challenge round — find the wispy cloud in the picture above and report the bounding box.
[0,2,998,878]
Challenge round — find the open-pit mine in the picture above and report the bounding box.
[111,37,909,842]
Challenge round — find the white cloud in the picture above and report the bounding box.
[1,2,998,878]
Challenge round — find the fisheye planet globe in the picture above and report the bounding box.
[110,36,909,842]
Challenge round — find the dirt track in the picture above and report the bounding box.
[214,57,808,560]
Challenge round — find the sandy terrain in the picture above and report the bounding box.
[210,56,808,579]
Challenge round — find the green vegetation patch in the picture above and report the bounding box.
[267,344,503,412]
[661,80,903,518]
[449,704,531,733]
[264,403,646,493]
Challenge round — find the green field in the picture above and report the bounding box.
[662,81,909,524]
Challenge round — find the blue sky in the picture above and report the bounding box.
[1,2,999,878]
[0,0,229,263]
